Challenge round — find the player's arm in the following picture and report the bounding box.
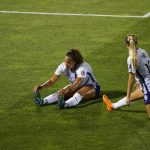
[126,57,136,104]
[126,72,135,104]
[67,77,83,91]
[33,74,60,93]
[41,74,60,88]
[33,62,64,93]
[58,77,83,95]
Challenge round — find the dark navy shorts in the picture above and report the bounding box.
[81,84,101,97]
[144,92,150,105]
[95,84,101,97]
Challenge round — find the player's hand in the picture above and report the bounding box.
[57,87,71,95]
[126,96,131,106]
[33,85,43,93]
[57,88,65,95]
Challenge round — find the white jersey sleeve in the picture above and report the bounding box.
[127,56,136,74]
[76,66,87,78]
[55,63,65,75]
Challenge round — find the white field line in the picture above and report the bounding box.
[0,10,150,18]
[144,12,150,17]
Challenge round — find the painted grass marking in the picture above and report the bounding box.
[144,12,150,18]
[0,10,150,18]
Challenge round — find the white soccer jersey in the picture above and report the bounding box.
[55,61,99,88]
[127,48,150,94]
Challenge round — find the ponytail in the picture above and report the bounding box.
[126,34,138,69]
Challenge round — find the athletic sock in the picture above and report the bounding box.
[65,93,82,107]
[112,97,127,109]
[43,93,59,104]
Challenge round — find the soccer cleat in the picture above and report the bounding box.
[34,92,44,106]
[57,95,65,109]
[102,95,113,112]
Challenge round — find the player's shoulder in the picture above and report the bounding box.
[82,61,92,68]
[57,62,67,71]
[76,62,86,72]
[58,62,65,68]
[137,48,149,58]
[137,47,145,51]
[78,61,90,69]
[137,47,148,54]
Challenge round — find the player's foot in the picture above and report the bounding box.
[34,92,44,106]
[57,95,65,109]
[103,95,113,112]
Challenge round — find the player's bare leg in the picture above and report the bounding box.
[58,86,97,109]
[103,87,144,111]
[146,104,150,119]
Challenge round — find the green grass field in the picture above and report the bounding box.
[0,0,150,150]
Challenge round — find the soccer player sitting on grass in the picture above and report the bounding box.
[33,49,100,109]
[103,34,150,118]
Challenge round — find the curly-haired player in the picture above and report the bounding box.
[33,49,100,109]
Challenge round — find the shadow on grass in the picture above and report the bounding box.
[115,109,147,114]
[34,90,126,109]
[75,98,102,108]
[100,90,126,99]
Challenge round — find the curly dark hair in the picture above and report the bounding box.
[65,49,84,70]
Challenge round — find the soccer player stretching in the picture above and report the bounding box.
[103,34,150,118]
[33,49,100,109]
